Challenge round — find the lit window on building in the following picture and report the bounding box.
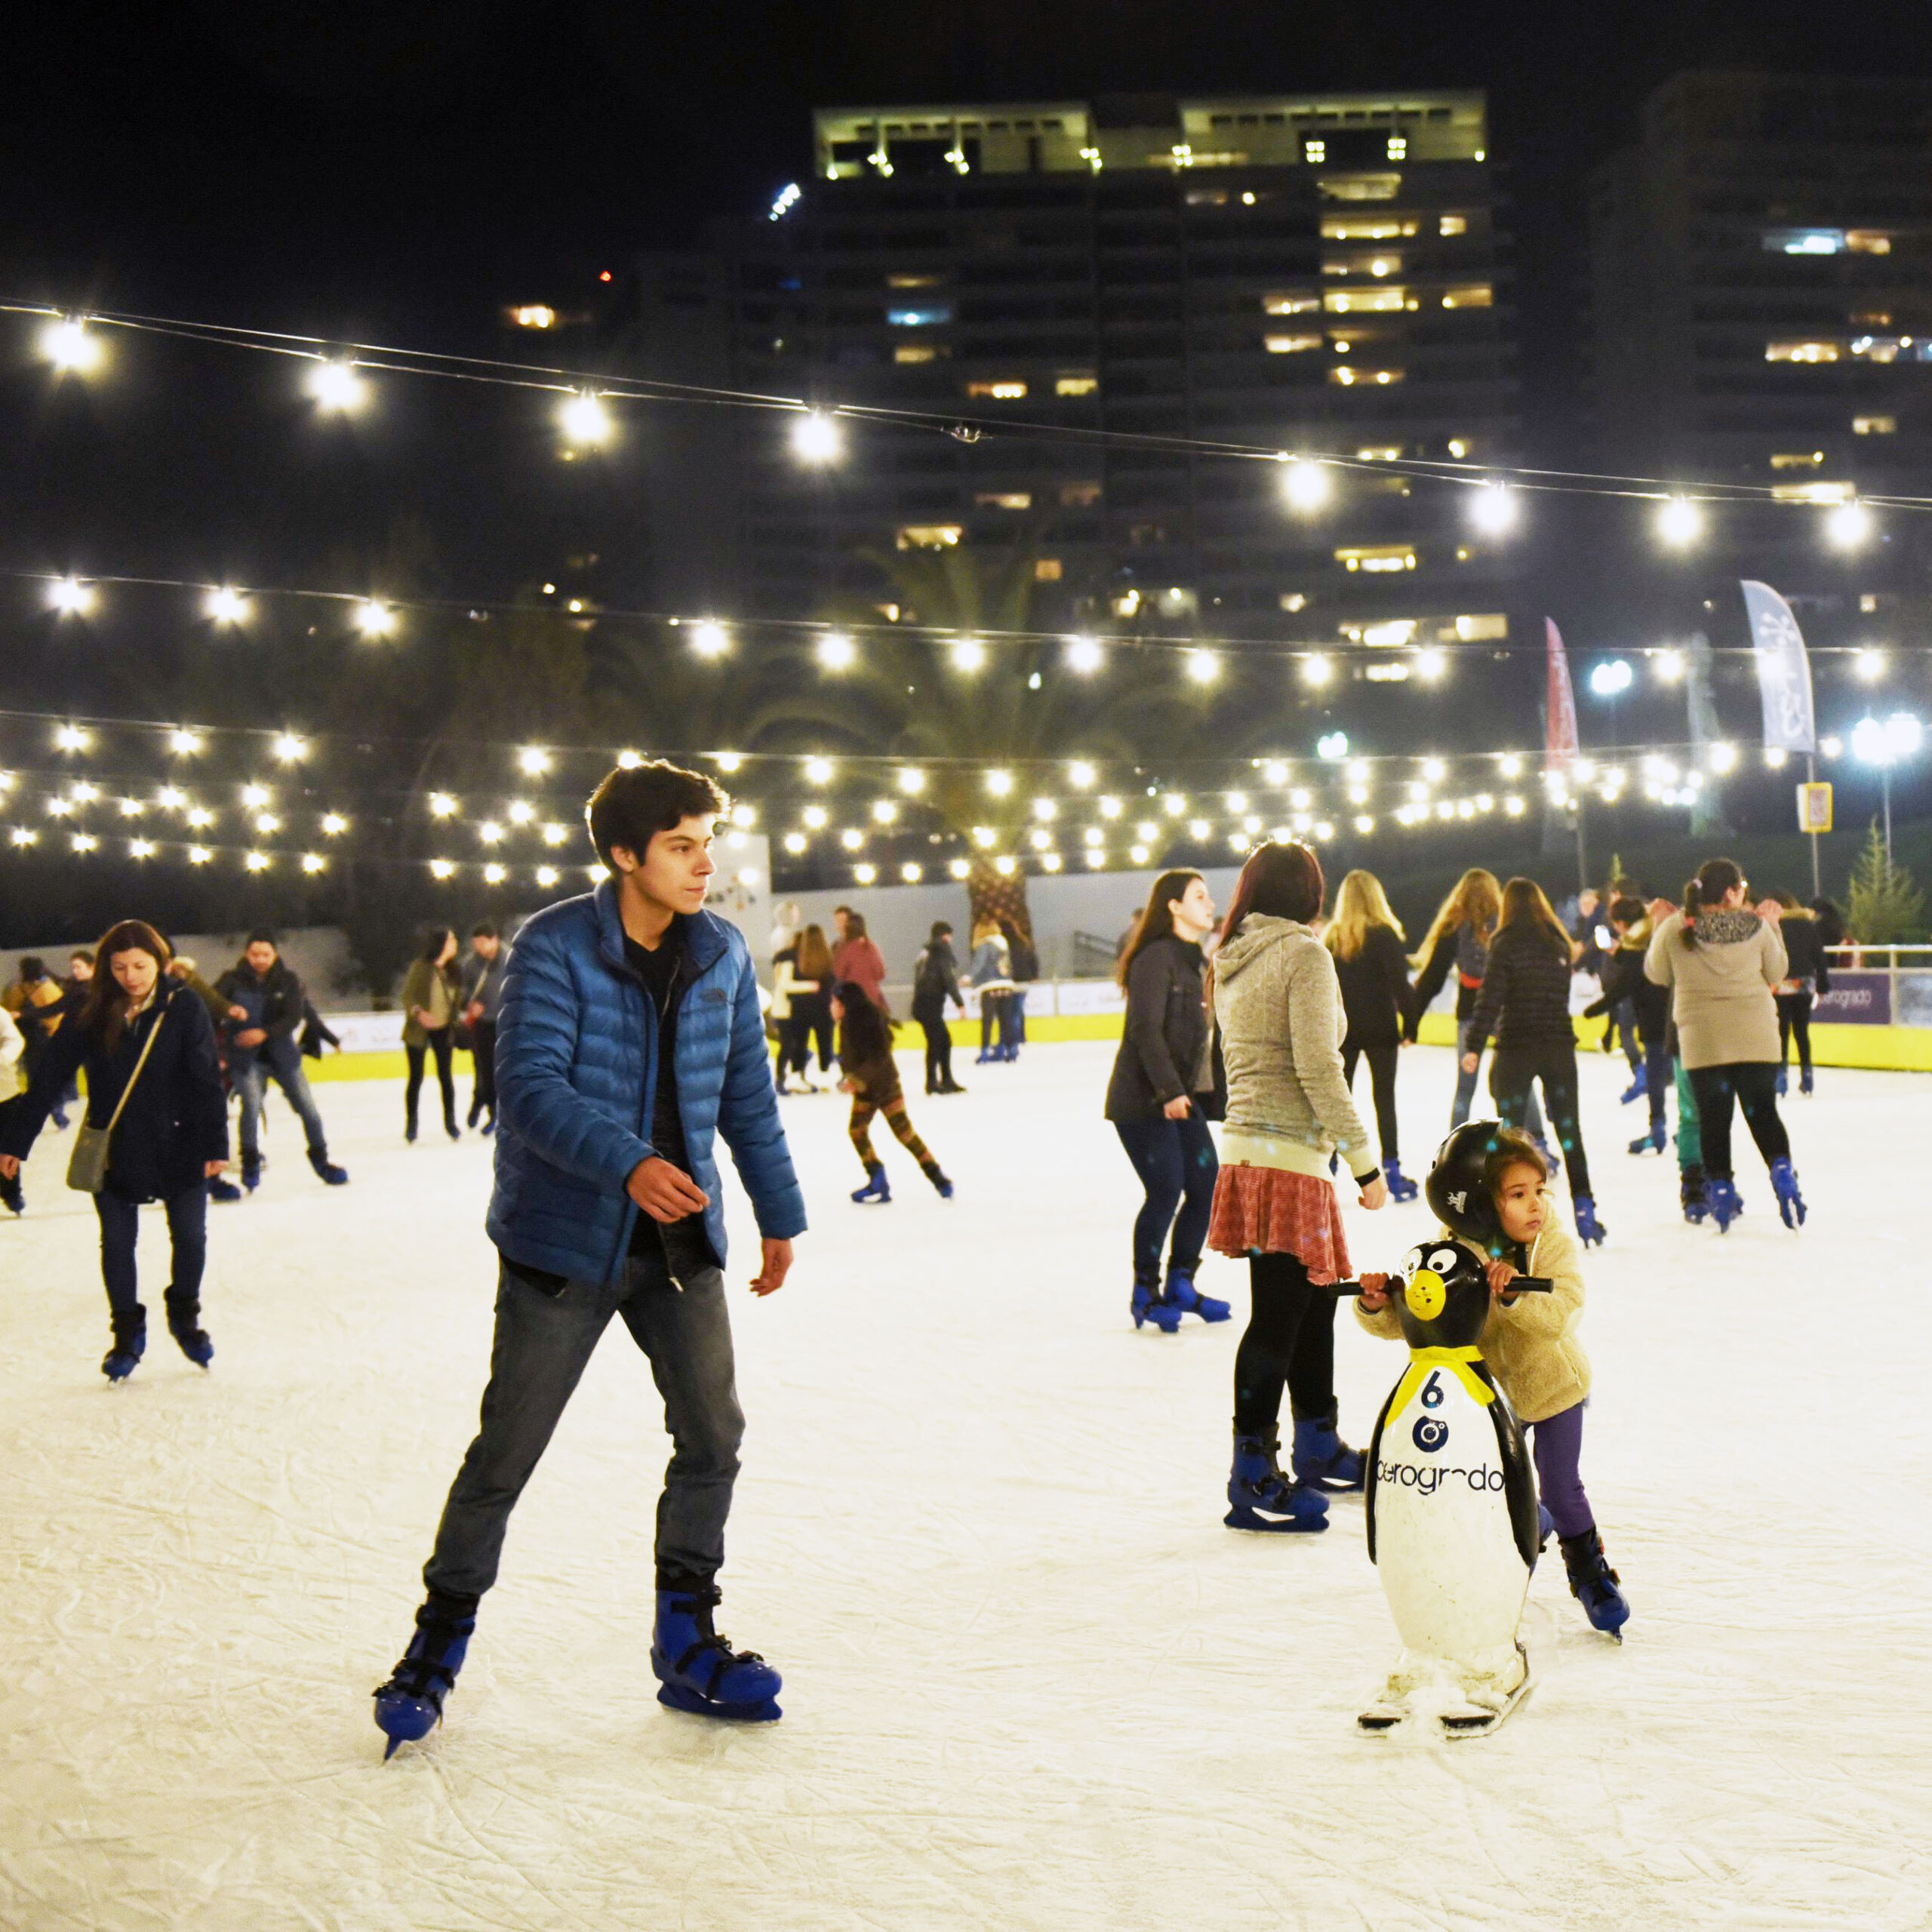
[1336,546,1417,573]
[1765,341,1840,362]
[974,491,1032,509]
[1847,231,1894,254]
[1325,288,1406,313]
[1324,252,1403,278]
[1263,291,1321,315]
[1454,614,1508,641]
[1183,187,1229,206]
[1060,481,1103,507]
[1445,438,1470,458]
[1329,367,1404,386]
[1355,445,1404,461]
[888,303,953,328]
[506,305,557,329]
[1321,218,1415,241]
[894,343,945,365]
[1265,334,1323,354]
[1441,285,1493,308]
[1319,174,1401,202]
[1854,415,1898,435]
[1769,452,1824,469]
[1386,136,1407,160]
[897,525,963,550]
[1303,140,1326,162]
[888,272,946,289]
[1279,592,1309,613]
[1033,558,1063,581]
[965,380,1028,399]
[1055,374,1100,396]
[1360,619,1417,646]
[1770,481,1853,504]
[1439,214,1469,236]
[1764,229,1844,255]
[1860,594,1880,613]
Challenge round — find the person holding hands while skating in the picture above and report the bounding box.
[1356,1123,1629,1635]
[833,983,952,1204]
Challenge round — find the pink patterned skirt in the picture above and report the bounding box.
[1208,1164,1352,1284]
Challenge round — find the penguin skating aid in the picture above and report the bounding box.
[1348,1240,1548,1740]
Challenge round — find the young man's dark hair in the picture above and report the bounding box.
[585,761,727,873]
[246,928,278,951]
[471,921,498,940]
[19,957,47,981]
[69,949,95,969]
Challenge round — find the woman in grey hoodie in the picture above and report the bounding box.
[1644,857,1803,1230]
[1208,841,1387,1534]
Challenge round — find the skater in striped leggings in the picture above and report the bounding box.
[832,983,952,1204]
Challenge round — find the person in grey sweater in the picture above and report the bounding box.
[1644,857,1802,1229]
[1205,841,1386,1535]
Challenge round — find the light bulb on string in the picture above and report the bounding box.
[46,576,97,617]
[429,793,458,818]
[1099,795,1122,819]
[714,752,743,773]
[816,631,857,671]
[948,858,971,880]
[1826,499,1873,551]
[805,758,835,786]
[897,768,926,795]
[950,638,987,674]
[306,359,368,414]
[615,749,644,769]
[1279,456,1331,512]
[536,865,560,887]
[1186,648,1220,685]
[272,733,308,763]
[321,813,349,835]
[1063,635,1104,675]
[1466,480,1518,536]
[1654,494,1703,548]
[40,316,105,375]
[690,620,731,660]
[1067,761,1096,789]
[802,804,828,829]
[558,389,614,448]
[984,769,1014,797]
[1652,648,1685,683]
[518,746,552,776]
[169,729,203,757]
[301,853,325,875]
[789,409,844,466]
[1854,647,1885,682]
[853,863,877,884]
[1300,654,1332,687]
[205,586,251,626]
[900,862,922,884]
[1415,648,1447,682]
[352,598,397,639]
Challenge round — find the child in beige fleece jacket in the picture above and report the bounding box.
[1356,1128,1629,1635]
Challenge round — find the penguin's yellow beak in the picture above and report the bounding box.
[1404,1268,1447,1320]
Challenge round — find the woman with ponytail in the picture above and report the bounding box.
[1644,858,1802,1229]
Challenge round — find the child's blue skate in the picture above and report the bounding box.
[1560,1529,1630,1638]
[1383,1158,1420,1203]
[851,1162,891,1204]
[1226,1432,1329,1532]
[652,1586,782,1722]
[374,1591,477,1759]
[1620,1065,1647,1106]
[1291,1405,1365,1492]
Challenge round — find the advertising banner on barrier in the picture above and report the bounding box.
[1814,972,1891,1025]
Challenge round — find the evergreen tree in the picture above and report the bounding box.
[1848,819,1926,946]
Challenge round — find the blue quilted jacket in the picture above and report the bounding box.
[485,881,806,1284]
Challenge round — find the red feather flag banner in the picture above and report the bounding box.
[1543,617,1580,779]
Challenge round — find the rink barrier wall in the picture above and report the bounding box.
[284,985,1932,1080]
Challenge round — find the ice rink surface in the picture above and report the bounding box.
[2,1040,1929,1931]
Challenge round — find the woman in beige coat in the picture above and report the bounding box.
[401,927,465,1143]
[1644,857,1803,1230]
[1638,857,1800,1229]
[1208,841,1386,1534]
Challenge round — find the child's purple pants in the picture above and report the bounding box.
[1528,1402,1593,1539]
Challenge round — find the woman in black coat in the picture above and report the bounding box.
[1324,867,1420,1201]
[1104,869,1228,1331]
[0,919,229,1380]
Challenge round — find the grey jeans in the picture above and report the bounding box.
[423,1246,744,1599]
[235,1048,328,1160]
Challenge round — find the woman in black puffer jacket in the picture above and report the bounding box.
[1104,869,1227,1331]
[1462,878,1604,1246]
[0,919,229,1380]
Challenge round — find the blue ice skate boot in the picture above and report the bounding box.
[851,1162,891,1204]
[1572,1193,1607,1247]
[652,1585,782,1722]
[374,1589,478,1759]
[101,1308,146,1383]
[1164,1260,1230,1324]
[1702,1176,1743,1232]
[1620,1064,1648,1106]
[1537,1503,1554,1550]
[1680,1166,1707,1225]
[1383,1158,1419,1203]
[0,1167,22,1216]
[1291,1404,1365,1492]
[307,1147,349,1186]
[1131,1277,1183,1333]
[931,1172,955,1199]
[1774,1065,1787,1097]
[1560,1528,1630,1638]
[1628,1123,1667,1156]
[208,1175,243,1203]
[1800,1068,1814,1097]
[1226,1431,1329,1534]
[1770,1157,1807,1229]
[164,1291,212,1369]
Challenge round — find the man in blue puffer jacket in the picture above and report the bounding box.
[374,760,808,1756]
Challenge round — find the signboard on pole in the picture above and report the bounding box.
[1796,782,1833,835]
[1543,617,1578,776]
[1740,580,1818,755]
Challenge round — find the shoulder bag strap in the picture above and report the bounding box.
[100,990,171,1137]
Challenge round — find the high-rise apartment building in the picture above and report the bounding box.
[632,92,1520,681]
[1589,73,1932,627]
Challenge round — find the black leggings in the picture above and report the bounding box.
[1342,1038,1401,1164]
[1685,1063,1790,1180]
[1489,1041,1593,1200]
[919,1017,955,1091]
[407,1032,456,1129]
[1232,1251,1338,1436]
[1776,992,1813,1077]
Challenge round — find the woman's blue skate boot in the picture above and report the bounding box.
[1702,1176,1744,1232]
[1131,1277,1183,1334]
[652,1586,782,1722]
[1226,1431,1329,1532]
[850,1162,891,1204]
[1769,1157,1807,1229]
[1572,1194,1607,1247]
[1291,1403,1366,1492]
[1163,1260,1230,1324]
[1629,1123,1667,1155]
[1560,1528,1630,1638]
[1383,1158,1420,1203]
[374,1589,478,1758]
[101,1309,146,1383]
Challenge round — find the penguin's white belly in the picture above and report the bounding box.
[1375,1377,1529,1663]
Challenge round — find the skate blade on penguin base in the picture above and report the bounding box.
[656,1683,782,1723]
[1357,1647,1531,1740]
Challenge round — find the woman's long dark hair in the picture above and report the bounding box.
[81,920,174,1048]
[835,980,894,1065]
[796,923,834,980]
[1681,857,1744,949]
[1223,841,1324,944]
[1496,877,1574,960]
[842,910,869,943]
[1115,869,1202,989]
[421,925,457,964]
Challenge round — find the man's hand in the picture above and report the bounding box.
[226,1004,248,1021]
[626,1155,711,1224]
[204,1159,227,1180]
[749,1238,793,1297]
[1358,1271,1391,1311]
[1161,1094,1193,1120]
[0,1155,17,1180]
[463,1001,485,1025]
[234,1027,266,1048]
[1487,1259,1520,1301]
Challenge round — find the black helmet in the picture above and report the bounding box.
[1424,1119,1521,1254]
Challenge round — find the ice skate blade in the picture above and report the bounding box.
[656,1684,782,1724]
[1223,1505,1327,1534]
[373,1694,442,1758]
